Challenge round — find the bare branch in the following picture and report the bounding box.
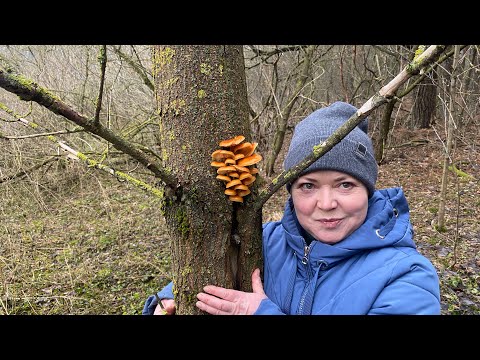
[111,45,154,91]
[57,141,164,198]
[0,66,178,190]
[0,156,57,184]
[0,128,83,139]
[247,45,310,59]
[94,45,107,124]
[0,109,164,197]
[398,45,468,98]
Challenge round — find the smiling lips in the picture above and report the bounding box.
[317,218,342,228]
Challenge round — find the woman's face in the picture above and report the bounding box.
[291,170,369,244]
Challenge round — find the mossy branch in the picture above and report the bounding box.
[0,66,178,190]
[449,164,474,180]
[253,45,448,212]
[0,109,164,198]
[58,142,164,198]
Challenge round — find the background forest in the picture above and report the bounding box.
[0,45,478,314]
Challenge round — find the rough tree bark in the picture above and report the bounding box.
[152,45,263,314]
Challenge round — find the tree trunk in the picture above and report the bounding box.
[411,73,437,129]
[375,98,396,163]
[437,46,459,231]
[152,45,263,314]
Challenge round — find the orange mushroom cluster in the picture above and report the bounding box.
[211,135,262,203]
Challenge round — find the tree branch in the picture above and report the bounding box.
[111,45,154,92]
[397,45,468,98]
[246,45,310,59]
[0,156,58,184]
[0,128,84,139]
[0,66,178,190]
[0,110,165,197]
[94,45,107,124]
[57,141,164,198]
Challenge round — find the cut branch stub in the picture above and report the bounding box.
[211,135,262,203]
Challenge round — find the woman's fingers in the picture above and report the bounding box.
[251,268,265,295]
[196,292,232,315]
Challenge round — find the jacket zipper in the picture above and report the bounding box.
[298,243,312,314]
[301,244,311,265]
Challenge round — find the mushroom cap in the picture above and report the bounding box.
[232,142,254,156]
[233,165,250,173]
[237,153,262,167]
[242,176,256,186]
[250,167,259,175]
[217,166,237,175]
[245,142,258,157]
[229,195,244,203]
[234,153,245,161]
[211,161,226,168]
[233,184,249,191]
[226,179,243,188]
[233,142,258,157]
[225,158,236,165]
[216,174,231,182]
[239,172,253,182]
[224,188,237,196]
[237,189,251,197]
[228,172,240,178]
[219,135,245,148]
[211,150,235,161]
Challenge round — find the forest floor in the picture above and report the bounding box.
[1,126,479,315]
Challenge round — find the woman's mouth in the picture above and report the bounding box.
[318,218,342,228]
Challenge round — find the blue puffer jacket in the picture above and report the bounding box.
[143,187,441,315]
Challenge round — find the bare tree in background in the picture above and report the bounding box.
[438,46,460,232]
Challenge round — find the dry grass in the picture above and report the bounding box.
[0,162,171,314]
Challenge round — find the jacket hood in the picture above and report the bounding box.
[281,187,416,266]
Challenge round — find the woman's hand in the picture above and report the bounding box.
[153,298,176,315]
[195,268,267,315]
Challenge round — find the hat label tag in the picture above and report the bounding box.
[356,143,367,157]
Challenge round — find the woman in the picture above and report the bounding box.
[143,101,441,315]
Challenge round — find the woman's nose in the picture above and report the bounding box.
[316,188,337,210]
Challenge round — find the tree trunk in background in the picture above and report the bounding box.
[411,73,437,129]
[152,45,262,314]
[375,98,396,163]
[438,46,459,231]
[459,47,476,127]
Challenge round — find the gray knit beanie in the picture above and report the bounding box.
[284,101,378,196]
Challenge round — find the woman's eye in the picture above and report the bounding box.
[340,182,353,189]
[301,183,314,190]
